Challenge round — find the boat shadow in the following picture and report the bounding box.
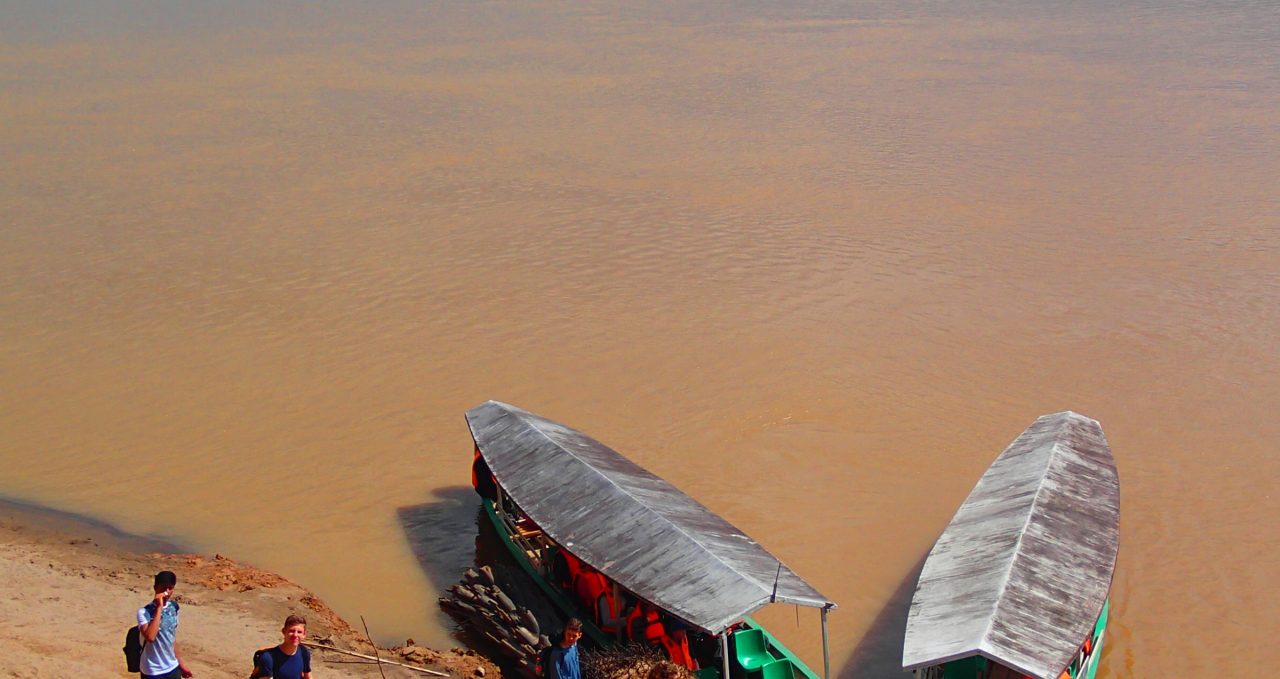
[836,553,926,679]
[396,485,486,598]
[396,486,566,647]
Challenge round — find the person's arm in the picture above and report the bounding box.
[139,593,166,641]
[302,645,312,678]
[176,641,194,677]
[545,648,562,679]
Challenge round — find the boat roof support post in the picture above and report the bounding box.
[821,605,831,679]
[720,631,731,679]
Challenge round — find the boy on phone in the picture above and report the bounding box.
[137,570,193,678]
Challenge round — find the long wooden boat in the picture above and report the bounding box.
[902,412,1119,679]
[465,401,837,679]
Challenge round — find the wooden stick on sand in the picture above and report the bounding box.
[358,614,386,676]
[304,641,451,677]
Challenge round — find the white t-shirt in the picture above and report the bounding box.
[136,600,180,676]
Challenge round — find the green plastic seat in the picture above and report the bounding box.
[759,660,794,679]
[734,628,774,672]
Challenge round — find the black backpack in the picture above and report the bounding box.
[249,647,272,679]
[123,626,144,673]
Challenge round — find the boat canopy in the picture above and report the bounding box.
[465,400,835,635]
[902,411,1120,679]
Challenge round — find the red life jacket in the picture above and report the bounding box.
[626,605,663,645]
[660,632,697,670]
[573,570,620,633]
[471,447,481,488]
[554,550,583,592]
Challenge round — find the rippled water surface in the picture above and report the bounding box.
[2,2,1278,676]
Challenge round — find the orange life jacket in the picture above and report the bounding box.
[573,570,620,633]
[660,631,697,671]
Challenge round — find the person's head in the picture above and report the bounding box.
[561,618,583,647]
[153,570,177,595]
[647,661,684,679]
[281,614,307,647]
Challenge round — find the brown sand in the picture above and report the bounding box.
[0,509,498,679]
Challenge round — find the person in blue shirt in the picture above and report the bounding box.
[255,614,313,679]
[137,570,193,679]
[545,618,582,679]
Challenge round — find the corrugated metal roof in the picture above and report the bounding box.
[902,411,1120,679]
[465,400,834,635]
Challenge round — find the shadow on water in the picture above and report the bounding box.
[397,485,566,654]
[837,553,927,679]
[397,485,485,598]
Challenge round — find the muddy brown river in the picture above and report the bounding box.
[2,2,1277,676]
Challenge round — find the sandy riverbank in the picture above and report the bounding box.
[0,500,499,679]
